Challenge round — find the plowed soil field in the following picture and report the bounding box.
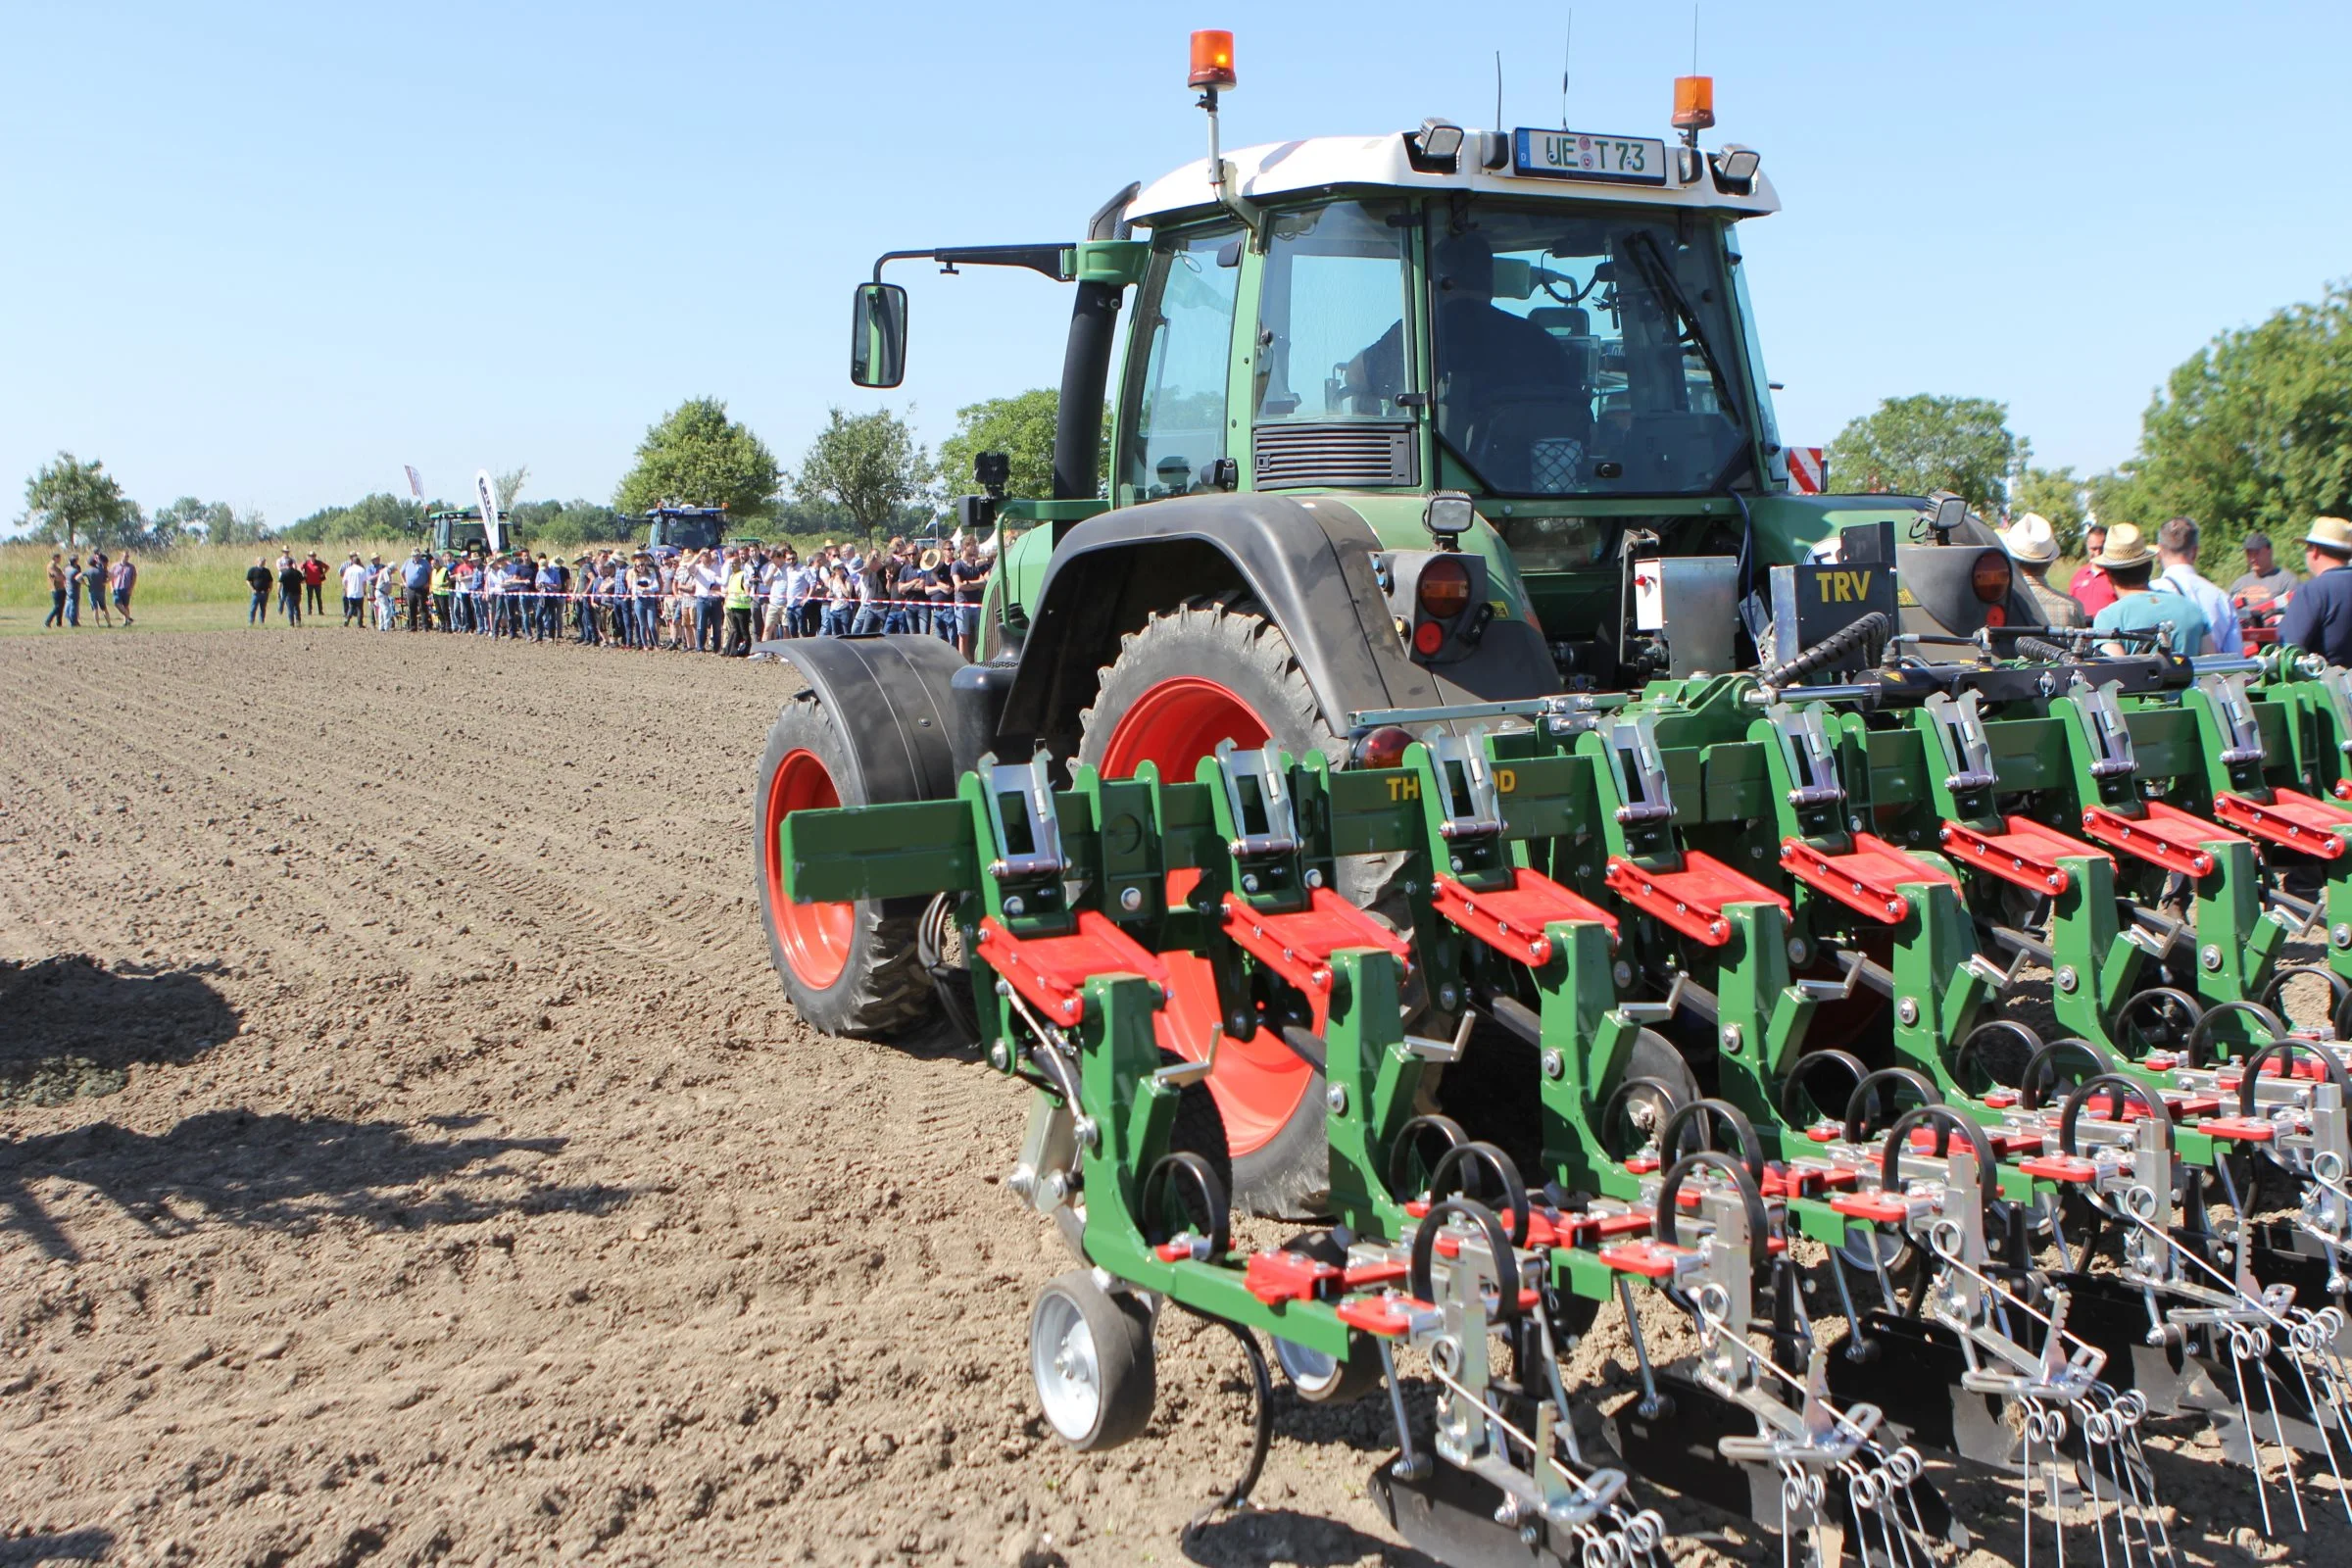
[0,628,2335,1567]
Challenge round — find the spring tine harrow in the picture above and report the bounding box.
[766,642,2352,1563]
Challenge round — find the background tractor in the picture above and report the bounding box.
[643,504,731,555]
[756,43,2034,1219]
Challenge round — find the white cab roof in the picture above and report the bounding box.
[1127,129,1779,228]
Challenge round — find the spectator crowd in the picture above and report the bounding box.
[42,549,138,628]
[43,510,2352,674]
[231,534,995,659]
[1998,511,2352,665]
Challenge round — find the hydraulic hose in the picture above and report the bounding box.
[2014,635,2070,662]
[1755,611,1889,689]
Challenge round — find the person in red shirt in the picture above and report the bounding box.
[301,552,327,616]
[2070,522,2118,617]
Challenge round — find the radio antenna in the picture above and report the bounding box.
[1494,51,1502,129]
[1691,3,1700,73]
[1561,13,1573,126]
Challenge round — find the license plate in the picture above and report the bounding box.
[1512,128,1668,186]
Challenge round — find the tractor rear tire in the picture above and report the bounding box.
[1076,596,1354,1221]
[756,691,935,1038]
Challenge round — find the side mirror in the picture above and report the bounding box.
[1930,493,1969,536]
[851,282,907,388]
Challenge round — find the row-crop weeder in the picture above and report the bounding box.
[781,636,2352,1565]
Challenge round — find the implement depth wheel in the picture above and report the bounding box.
[756,693,934,1037]
[1030,1270,1156,1451]
[1077,596,1356,1220]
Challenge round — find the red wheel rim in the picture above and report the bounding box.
[1102,679,1307,1158]
[763,749,853,989]
[1099,677,1272,782]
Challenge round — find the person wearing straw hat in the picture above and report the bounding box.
[2278,517,2352,666]
[1997,514,2082,628]
[2088,523,2211,657]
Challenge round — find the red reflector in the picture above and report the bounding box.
[1984,604,2007,627]
[1417,556,1473,619]
[1413,619,1446,656]
[1354,724,1412,768]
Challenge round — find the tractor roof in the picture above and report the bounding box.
[1127,129,1779,228]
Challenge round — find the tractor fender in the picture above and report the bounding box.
[994,493,1555,753]
[755,634,968,805]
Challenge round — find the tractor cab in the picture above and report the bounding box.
[645,505,730,554]
[428,507,512,558]
[849,55,2029,701]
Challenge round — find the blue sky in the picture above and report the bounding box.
[3,1,2345,530]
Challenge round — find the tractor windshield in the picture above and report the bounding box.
[1426,204,1756,498]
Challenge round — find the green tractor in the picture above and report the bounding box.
[644,504,731,555]
[428,506,514,558]
[756,46,2034,1217]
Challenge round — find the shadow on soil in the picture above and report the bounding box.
[1182,1509,1443,1567]
[0,1529,113,1564]
[0,1110,627,1262]
[0,955,241,1106]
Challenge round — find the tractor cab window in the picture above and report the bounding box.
[1427,206,1754,498]
[1254,201,1414,422]
[1117,224,1243,504]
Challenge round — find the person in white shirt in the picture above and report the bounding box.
[2155,516,2242,657]
[340,555,370,627]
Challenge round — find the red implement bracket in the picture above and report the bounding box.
[1936,815,2111,896]
[1603,851,1790,949]
[2213,789,2352,860]
[2017,1153,2100,1184]
[1434,868,1617,965]
[2199,1115,2278,1143]
[1336,1294,1429,1337]
[1245,1249,1342,1305]
[1220,888,1410,999]
[976,912,1171,1026]
[1830,1192,1910,1225]
[1598,1240,1691,1280]
[2080,801,2239,878]
[1780,833,1958,925]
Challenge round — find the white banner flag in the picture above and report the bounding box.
[404,465,423,500]
[474,469,503,552]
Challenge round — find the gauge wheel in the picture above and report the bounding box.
[1272,1331,1387,1404]
[756,692,934,1037]
[1029,1270,1157,1451]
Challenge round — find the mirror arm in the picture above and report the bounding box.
[869,246,1074,284]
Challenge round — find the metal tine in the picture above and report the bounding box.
[2244,1323,2311,1530]
[2229,1336,2278,1535]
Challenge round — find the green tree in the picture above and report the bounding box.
[935,389,1114,501]
[2099,281,2352,574]
[2009,466,2088,555]
[614,398,781,520]
[1826,395,2019,514]
[494,466,530,513]
[20,453,139,548]
[508,498,628,548]
[282,492,424,541]
[791,407,934,537]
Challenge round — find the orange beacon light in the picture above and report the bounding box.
[1190,30,1236,90]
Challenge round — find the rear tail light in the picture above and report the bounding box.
[1353,725,1412,769]
[1971,550,2013,604]
[1417,556,1473,618]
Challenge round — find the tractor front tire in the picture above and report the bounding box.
[756,692,934,1038]
[1076,596,1351,1220]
